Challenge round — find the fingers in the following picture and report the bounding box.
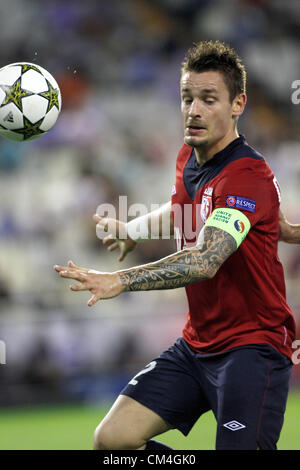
[68,260,84,269]
[94,215,109,232]
[118,249,126,262]
[54,261,90,276]
[54,262,103,306]
[103,235,119,252]
[67,260,90,273]
[57,269,88,283]
[108,242,118,252]
[88,293,100,307]
[70,283,88,292]
[93,214,109,232]
[93,214,102,223]
[94,214,127,239]
[67,260,77,268]
[103,238,128,259]
[54,264,65,273]
[103,234,115,245]
[103,236,129,260]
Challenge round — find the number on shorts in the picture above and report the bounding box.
[128,361,157,386]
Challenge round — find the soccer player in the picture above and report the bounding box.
[54,41,298,450]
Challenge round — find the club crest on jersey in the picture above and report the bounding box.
[200,187,213,222]
[226,195,256,213]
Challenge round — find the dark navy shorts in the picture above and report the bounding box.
[121,337,293,450]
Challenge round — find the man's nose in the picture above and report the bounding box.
[188,99,202,117]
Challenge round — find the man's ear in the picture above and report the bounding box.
[232,93,247,118]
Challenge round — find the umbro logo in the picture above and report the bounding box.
[223,420,246,431]
[4,111,14,123]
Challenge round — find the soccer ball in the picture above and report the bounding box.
[0,62,62,141]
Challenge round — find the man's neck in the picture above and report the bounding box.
[194,130,239,166]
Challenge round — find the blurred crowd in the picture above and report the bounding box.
[0,0,300,405]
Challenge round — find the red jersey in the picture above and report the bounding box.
[171,135,296,359]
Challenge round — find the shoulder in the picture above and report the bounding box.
[214,141,276,201]
[236,140,265,162]
[224,142,273,182]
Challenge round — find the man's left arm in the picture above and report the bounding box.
[54,208,249,306]
[118,225,236,291]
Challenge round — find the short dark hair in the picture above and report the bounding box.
[181,40,246,102]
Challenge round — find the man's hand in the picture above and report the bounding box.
[93,215,137,261]
[54,260,125,306]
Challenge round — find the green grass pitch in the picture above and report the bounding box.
[0,390,299,450]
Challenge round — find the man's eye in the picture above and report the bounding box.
[205,99,215,104]
[183,98,192,103]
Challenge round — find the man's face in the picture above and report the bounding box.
[181,70,237,149]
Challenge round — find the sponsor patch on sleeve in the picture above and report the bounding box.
[226,195,256,213]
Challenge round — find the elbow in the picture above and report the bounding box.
[279,219,295,244]
[205,266,218,280]
[189,248,221,282]
[191,264,219,282]
[203,260,220,280]
[205,258,222,279]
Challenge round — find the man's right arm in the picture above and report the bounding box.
[94,201,174,261]
[126,201,173,240]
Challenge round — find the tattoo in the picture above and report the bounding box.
[119,226,237,291]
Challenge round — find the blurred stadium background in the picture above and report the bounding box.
[0,0,299,450]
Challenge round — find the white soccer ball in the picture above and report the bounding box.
[0,62,62,141]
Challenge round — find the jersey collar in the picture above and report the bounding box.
[195,135,246,169]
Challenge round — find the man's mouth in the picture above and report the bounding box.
[186,125,206,135]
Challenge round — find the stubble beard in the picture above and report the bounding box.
[184,133,209,150]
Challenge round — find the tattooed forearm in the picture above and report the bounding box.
[119,226,237,292]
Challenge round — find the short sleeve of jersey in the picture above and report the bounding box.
[213,159,279,227]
